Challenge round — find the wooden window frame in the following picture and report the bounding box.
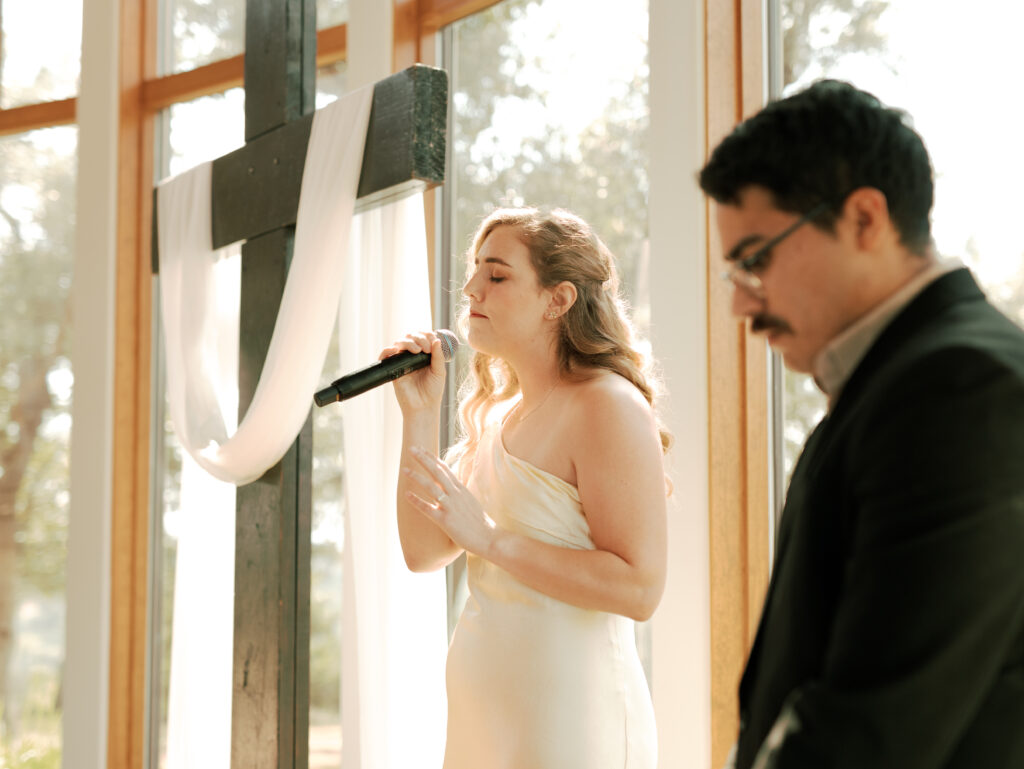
[705,0,772,764]
[0,0,770,766]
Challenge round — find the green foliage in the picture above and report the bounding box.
[310,324,344,713]
[0,668,62,768]
[15,430,70,596]
[0,128,74,751]
[448,0,651,317]
[0,129,75,596]
[0,739,61,769]
[309,541,342,712]
[167,0,245,70]
[0,133,74,362]
[782,0,891,87]
[164,0,348,73]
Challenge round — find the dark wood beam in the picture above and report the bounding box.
[213,63,446,247]
[230,2,316,768]
[244,0,315,140]
[232,227,312,769]
[151,64,447,271]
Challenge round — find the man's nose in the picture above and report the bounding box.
[730,282,763,318]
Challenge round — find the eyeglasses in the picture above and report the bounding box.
[721,202,830,297]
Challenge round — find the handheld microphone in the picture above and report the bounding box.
[313,329,459,407]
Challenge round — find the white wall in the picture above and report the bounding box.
[64,0,119,765]
[348,0,394,88]
[648,0,712,766]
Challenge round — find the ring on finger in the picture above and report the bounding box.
[436,492,448,507]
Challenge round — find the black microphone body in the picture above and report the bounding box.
[314,329,457,407]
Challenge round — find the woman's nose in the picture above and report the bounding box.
[462,272,481,300]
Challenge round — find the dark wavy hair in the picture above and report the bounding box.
[447,207,671,479]
[699,79,934,255]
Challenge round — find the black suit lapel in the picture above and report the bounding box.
[829,268,985,419]
[739,414,830,705]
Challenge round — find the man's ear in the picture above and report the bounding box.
[842,187,891,251]
[545,280,578,320]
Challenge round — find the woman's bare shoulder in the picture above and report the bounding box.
[568,369,652,417]
[560,371,656,462]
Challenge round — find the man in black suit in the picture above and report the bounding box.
[699,79,1024,768]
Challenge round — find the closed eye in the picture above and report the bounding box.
[739,244,772,273]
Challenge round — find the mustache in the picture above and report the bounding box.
[750,314,792,335]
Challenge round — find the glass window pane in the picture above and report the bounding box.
[448,0,651,332]
[160,0,246,75]
[0,0,83,107]
[316,61,348,107]
[777,0,1024,482]
[0,125,77,768]
[445,0,652,676]
[167,89,246,174]
[157,0,346,74]
[151,410,179,769]
[158,0,346,75]
[310,333,343,769]
[317,0,348,29]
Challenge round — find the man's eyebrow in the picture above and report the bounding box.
[725,234,764,262]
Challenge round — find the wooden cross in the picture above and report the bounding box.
[151,3,447,768]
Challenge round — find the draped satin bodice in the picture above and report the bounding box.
[442,421,656,769]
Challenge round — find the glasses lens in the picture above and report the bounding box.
[726,267,761,295]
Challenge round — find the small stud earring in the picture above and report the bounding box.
[546,311,558,319]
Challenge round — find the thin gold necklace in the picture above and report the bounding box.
[512,382,559,426]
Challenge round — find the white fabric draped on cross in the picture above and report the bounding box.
[158,86,371,485]
[156,86,447,769]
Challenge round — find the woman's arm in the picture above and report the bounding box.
[405,376,667,620]
[385,332,464,572]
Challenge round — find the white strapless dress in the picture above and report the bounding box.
[443,421,656,769]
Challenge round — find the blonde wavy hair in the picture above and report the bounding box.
[446,207,671,480]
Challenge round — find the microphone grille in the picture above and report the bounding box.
[436,329,459,362]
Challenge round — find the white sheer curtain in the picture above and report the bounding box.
[165,457,237,769]
[157,85,447,768]
[340,196,448,769]
[164,249,239,769]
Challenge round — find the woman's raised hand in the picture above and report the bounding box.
[403,446,497,558]
[379,330,448,415]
